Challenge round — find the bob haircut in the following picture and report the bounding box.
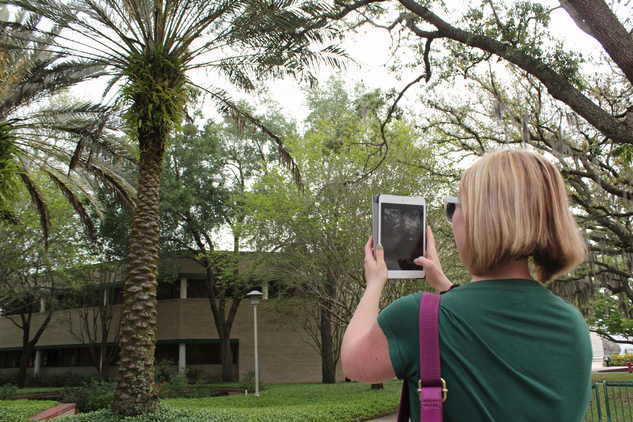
[459,148,586,283]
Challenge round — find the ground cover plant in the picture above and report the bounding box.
[62,381,400,422]
[0,399,59,422]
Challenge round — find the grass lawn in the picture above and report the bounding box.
[62,381,401,422]
[592,372,633,382]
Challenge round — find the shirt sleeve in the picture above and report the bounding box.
[377,292,422,381]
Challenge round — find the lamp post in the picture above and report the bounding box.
[246,290,263,397]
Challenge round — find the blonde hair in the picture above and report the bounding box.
[459,148,586,283]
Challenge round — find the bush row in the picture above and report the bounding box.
[607,353,633,366]
[63,381,400,422]
[0,371,101,388]
[61,374,232,413]
[63,380,116,413]
[0,399,59,422]
[0,384,18,400]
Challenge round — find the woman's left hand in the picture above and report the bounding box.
[415,226,453,293]
[364,235,388,289]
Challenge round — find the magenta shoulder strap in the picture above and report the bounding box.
[396,292,444,422]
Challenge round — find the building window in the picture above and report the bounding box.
[187,279,207,299]
[43,349,64,367]
[157,282,181,301]
[0,350,34,368]
[110,287,124,305]
[154,344,179,365]
[186,342,238,365]
[0,347,120,368]
[0,351,10,368]
[62,349,78,367]
[77,348,94,367]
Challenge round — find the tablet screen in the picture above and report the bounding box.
[381,204,425,271]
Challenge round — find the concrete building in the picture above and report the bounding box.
[0,260,344,384]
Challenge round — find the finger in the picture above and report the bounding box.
[374,242,385,264]
[365,236,374,259]
[414,256,433,270]
[425,226,438,259]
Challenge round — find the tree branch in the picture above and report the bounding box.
[396,0,633,146]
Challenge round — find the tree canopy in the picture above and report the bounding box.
[1,0,348,414]
[0,182,91,387]
[315,0,633,316]
[0,6,136,244]
[245,77,464,382]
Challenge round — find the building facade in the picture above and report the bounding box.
[0,260,344,384]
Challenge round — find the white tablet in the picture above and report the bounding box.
[372,194,426,279]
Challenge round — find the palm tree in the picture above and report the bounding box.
[1,0,344,415]
[0,7,137,244]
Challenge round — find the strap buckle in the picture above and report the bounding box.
[417,378,448,402]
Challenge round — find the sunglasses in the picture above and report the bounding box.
[445,196,461,224]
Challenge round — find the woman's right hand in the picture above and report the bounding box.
[364,235,388,289]
[415,226,453,293]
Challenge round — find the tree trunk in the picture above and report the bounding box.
[13,302,54,389]
[17,323,31,389]
[112,132,164,415]
[220,331,234,382]
[564,0,633,86]
[201,254,244,383]
[321,304,336,383]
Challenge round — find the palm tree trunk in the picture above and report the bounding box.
[112,136,164,415]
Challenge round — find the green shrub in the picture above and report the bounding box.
[154,359,174,384]
[62,387,91,412]
[239,370,265,393]
[62,379,115,413]
[0,383,18,400]
[0,399,59,422]
[14,387,64,395]
[0,371,101,388]
[608,353,633,366]
[61,381,400,422]
[37,372,100,388]
[0,371,18,387]
[154,372,192,399]
[185,367,205,384]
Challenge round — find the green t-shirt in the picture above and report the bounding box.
[377,279,592,422]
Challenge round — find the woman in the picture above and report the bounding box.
[342,148,592,422]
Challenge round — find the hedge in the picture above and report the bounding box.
[607,353,633,366]
[0,399,59,422]
[64,381,400,422]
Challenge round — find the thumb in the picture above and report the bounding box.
[425,226,437,257]
[415,256,434,271]
[375,243,385,263]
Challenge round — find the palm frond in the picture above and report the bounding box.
[0,5,138,244]
[46,170,96,241]
[198,83,303,189]
[18,169,49,246]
